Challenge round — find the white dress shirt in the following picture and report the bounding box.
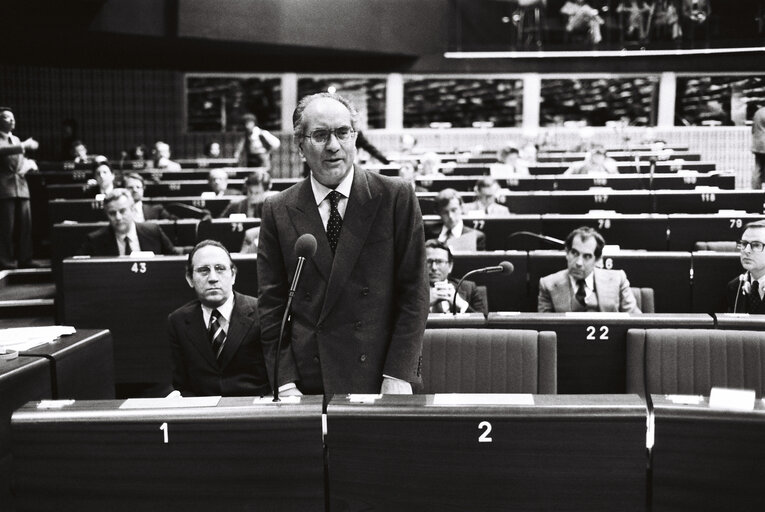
[115,224,140,256]
[310,166,354,228]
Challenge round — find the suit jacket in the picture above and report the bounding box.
[538,268,641,313]
[723,275,765,314]
[77,222,176,256]
[257,168,429,395]
[168,292,270,396]
[143,202,176,221]
[425,224,486,251]
[0,133,31,199]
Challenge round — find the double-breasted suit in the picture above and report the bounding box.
[257,168,429,395]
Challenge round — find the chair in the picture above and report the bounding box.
[420,328,557,394]
[626,328,765,397]
[693,241,738,252]
[631,286,655,313]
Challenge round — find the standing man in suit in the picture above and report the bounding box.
[538,226,640,313]
[168,240,270,396]
[234,113,281,169]
[257,92,428,396]
[428,188,486,251]
[123,172,176,221]
[77,188,177,256]
[724,220,765,314]
[0,107,39,270]
[426,240,487,314]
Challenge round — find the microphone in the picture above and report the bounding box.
[733,272,749,314]
[273,234,317,402]
[507,231,565,247]
[451,261,514,315]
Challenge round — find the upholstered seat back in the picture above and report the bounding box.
[630,287,655,313]
[421,328,557,394]
[626,328,765,397]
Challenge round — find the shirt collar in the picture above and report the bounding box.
[201,293,235,326]
[569,270,594,290]
[116,222,139,243]
[440,220,464,239]
[310,166,354,206]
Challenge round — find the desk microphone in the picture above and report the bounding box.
[273,233,317,402]
[451,261,513,315]
[508,231,565,247]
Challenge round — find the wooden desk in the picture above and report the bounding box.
[12,396,324,512]
[327,394,647,511]
[1,329,114,507]
[449,251,528,312]
[196,218,261,252]
[651,395,765,511]
[690,252,741,313]
[61,256,257,386]
[49,196,238,223]
[487,313,713,393]
[668,213,765,251]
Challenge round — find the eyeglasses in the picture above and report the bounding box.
[737,240,765,252]
[302,126,356,146]
[193,264,232,276]
[426,258,450,266]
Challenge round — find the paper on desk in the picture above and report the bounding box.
[432,393,534,406]
[0,325,76,351]
[120,396,221,409]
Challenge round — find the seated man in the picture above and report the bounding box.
[426,240,486,314]
[77,188,177,256]
[123,172,176,222]
[723,220,765,314]
[168,240,270,396]
[220,169,273,218]
[493,146,529,176]
[463,177,510,216]
[564,146,619,175]
[208,168,242,197]
[87,162,115,196]
[427,188,486,251]
[538,226,640,313]
[153,141,182,171]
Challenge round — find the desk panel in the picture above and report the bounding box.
[668,214,765,251]
[655,190,765,214]
[327,394,646,512]
[61,256,258,385]
[542,214,669,251]
[651,395,765,512]
[450,251,528,312]
[12,397,324,512]
[690,252,742,313]
[49,197,237,223]
[196,218,261,253]
[487,313,713,393]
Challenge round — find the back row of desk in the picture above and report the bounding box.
[59,252,758,393]
[8,393,765,511]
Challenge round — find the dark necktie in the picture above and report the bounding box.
[326,190,343,253]
[750,281,761,313]
[208,309,226,359]
[575,279,587,306]
[123,236,132,256]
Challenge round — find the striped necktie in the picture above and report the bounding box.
[208,309,226,359]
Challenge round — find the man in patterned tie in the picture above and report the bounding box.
[167,240,270,396]
[0,107,39,269]
[257,92,428,396]
[538,226,640,313]
[724,221,765,314]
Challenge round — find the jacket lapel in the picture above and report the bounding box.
[319,169,380,324]
[554,273,572,312]
[184,303,218,369]
[593,269,614,312]
[287,180,332,283]
[217,293,252,369]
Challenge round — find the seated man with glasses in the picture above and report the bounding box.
[724,220,765,314]
[538,226,640,313]
[167,240,270,396]
[426,240,487,315]
[258,92,428,397]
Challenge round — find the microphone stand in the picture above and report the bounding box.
[273,256,306,402]
[507,231,565,248]
[452,270,480,316]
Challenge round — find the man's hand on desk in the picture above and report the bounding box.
[381,377,412,395]
[279,383,303,397]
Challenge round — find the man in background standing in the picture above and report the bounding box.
[0,107,39,269]
[751,105,765,190]
[234,113,281,169]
